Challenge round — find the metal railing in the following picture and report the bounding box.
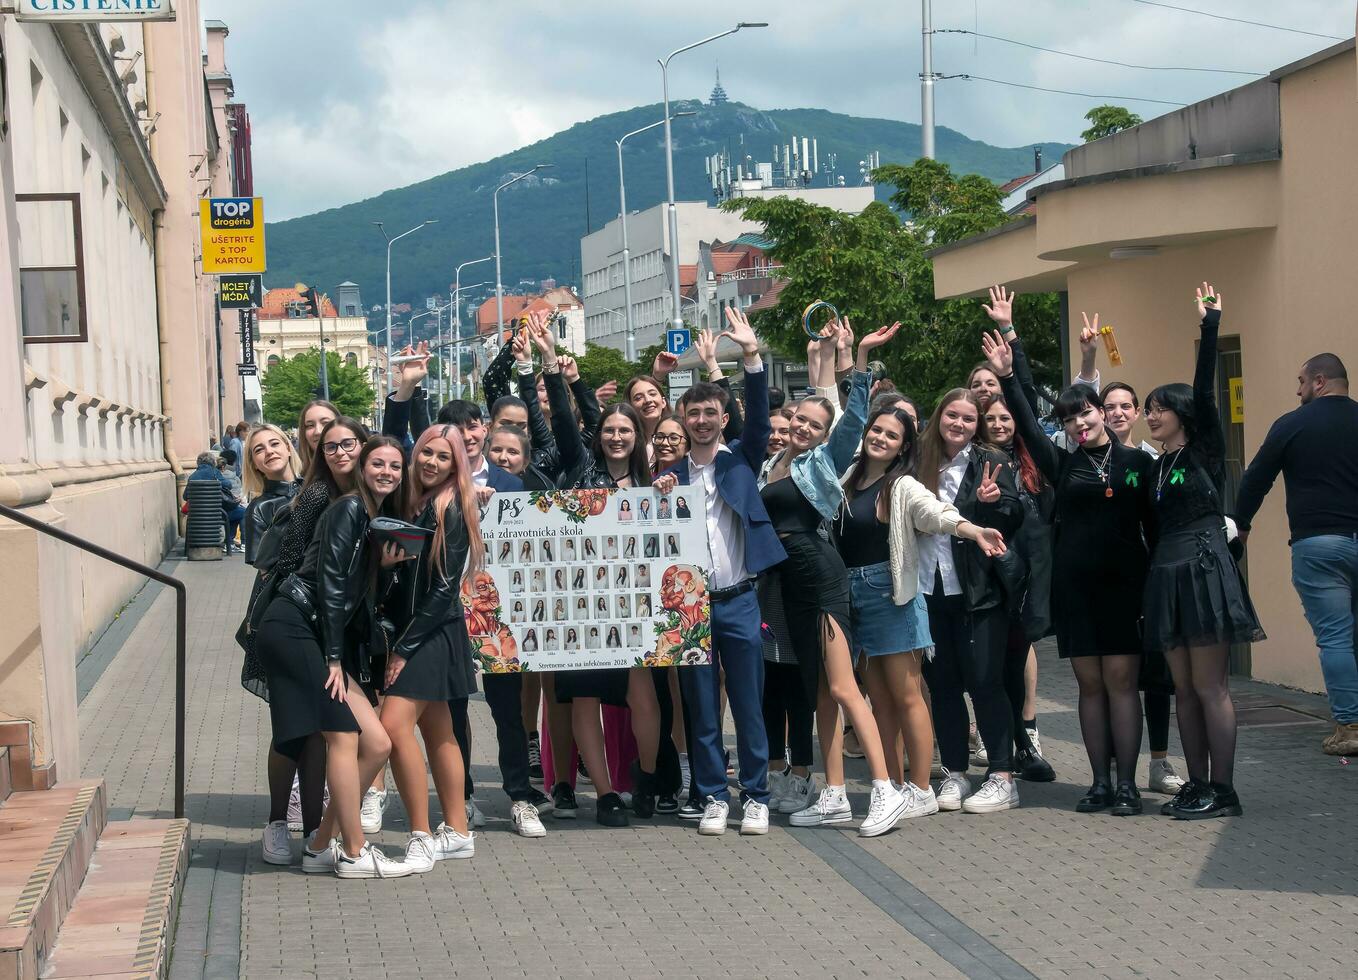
[0,501,186,819]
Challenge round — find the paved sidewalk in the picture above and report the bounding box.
[79,557,1358,979]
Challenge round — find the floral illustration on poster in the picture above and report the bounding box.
[461,487,712,673]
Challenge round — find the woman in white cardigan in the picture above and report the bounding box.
[832,404,1007,818]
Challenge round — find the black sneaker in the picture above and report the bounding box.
[677,792,705,821]
[1076,781,1114,813]
[631,766,656,819]
[527,732,544,784]
[1015,747,1056,782]
[551,782,578,819]
[525,786,554,815]
[577,757,592,785]
[1160,779,1206,816]
[655,793,679,815]
[1110,781,1142,816]
[595,792,630,827]
[1171,782,1242,820]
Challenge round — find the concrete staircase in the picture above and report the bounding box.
[0,721,189,980]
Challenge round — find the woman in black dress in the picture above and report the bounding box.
[379,425,482,871]
[533,320,661,826]
[983,331,1156,814]
[1143,284,1263,819]
[255,434,412,878]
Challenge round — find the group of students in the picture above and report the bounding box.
[230,282,1261,880]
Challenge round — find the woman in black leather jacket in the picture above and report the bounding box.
[241,424,303,566]
[377,424,482,870]
[530,319,663,827]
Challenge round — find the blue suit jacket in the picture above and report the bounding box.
[485,461,522,492]
[665,365,786,577]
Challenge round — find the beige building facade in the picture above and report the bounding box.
[928,39,1358,695]
[0,4,251,778]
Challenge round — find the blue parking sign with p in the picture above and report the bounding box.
[666,328,691,356]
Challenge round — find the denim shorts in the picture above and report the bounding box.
[848,561,933,658]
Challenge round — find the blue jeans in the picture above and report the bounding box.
[1291,534,1358,723]
[678,588,770,804]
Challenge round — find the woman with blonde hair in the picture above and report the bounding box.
[296,399,339,474]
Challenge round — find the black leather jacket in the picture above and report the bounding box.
[948,446,1027,613]
[387,498,472,660]
[293,495,373,664]
[243,479,300,565]
[545,369,649,489]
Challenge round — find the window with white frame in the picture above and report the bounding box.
[16,193,87,343]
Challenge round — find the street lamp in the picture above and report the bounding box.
[617,110,694,362]
[449,278,490,401]
[494,165,552,336]
[373,218,438,406]
[660,23,767,332]
[454,254,495,347]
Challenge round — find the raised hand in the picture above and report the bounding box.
[595,379,618,404]
[394,342,430,393]
[527,316,557,366]
[982,284,1015,327]
[557,353,580,383]
[856,321,901,371]
[524,308,552,336]
[976,460,1001,504]
[693,328,720,373]
[1079,312,1100,356]
[720,305,760,355]
[652,350,679,380]
[1195,281,1221,318]
[980,329,1014,378]
[511,325,531,363]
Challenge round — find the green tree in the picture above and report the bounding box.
[569,342,641,393]
[1081,105,1143,143]
[722,158,1063,409]
[261,348,376,426]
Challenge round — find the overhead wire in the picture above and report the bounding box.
[1129,0,1346,41]
[936,74,1188,107]
[932,29,1266,76]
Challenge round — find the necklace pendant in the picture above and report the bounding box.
[1104,486,1114,499]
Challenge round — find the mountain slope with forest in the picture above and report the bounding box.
[265,100,1070,306]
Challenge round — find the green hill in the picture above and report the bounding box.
[264,100,1069,307]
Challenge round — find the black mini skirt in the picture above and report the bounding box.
[1142,521,1265,653]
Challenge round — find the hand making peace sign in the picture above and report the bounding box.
[976,460,1002,504]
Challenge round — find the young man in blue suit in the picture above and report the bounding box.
[656,308,785,836]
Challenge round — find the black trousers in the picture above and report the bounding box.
[1002,617,1036,756]
[923,589,1014,774]
[449,674,532,802]
[652,668,682,796]
[763,661,814,768]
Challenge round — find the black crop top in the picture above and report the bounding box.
[760,476,823,535]
[833,479,891,568]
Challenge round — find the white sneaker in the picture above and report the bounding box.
[1148,758,1186,794]
[301,838,338,874]
[698,797,730,835]
[969,726,989,766]
[261,820,292,866]
[789,785,853,827]
[334,842,413,879]
[740,800,769,836]
[511,801,547,838]
[962,773,1020,813]
[360,788,383,834]
[433,823,475,860]
[775,773,817,815]
[936,769,971,812]
[765,770,788,810]
[900,782,940,820]
[286,778,303,832]
[403,832,437,874]
[467,799,487,829]
[858,783,908,838]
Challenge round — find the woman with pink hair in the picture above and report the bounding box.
[378,424,486,871]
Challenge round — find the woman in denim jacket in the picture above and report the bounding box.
[756,319,909,838]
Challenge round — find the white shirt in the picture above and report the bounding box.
[689,445,748,591]
[471,454,489,487]
[918,445,971,597]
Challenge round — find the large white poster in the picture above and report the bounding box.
[461,487,713,674]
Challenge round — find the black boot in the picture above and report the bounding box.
[1015,746,1056,782]
[632,765,656,819]
[1076,780,1114,813]
[1110,781,1142,816]
[1172,781,1242,820]
[1160,778,1207,816]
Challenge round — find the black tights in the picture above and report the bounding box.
[1165,644,1236,786]
[1145,690,1172,753]
[763,661,814,768]
[652,668,682,796]
[267,735,325,836]
[1070,656,1142,786]
[1001,619,1036,757]
[450,697,472,798]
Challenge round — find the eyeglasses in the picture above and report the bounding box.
[322,437,360,456]
[653,433,687,445]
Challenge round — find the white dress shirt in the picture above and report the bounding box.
[689,445,748,591]
[918,445,971,597]
[471,454,489,487]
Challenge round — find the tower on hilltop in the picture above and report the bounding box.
[709,66,729,106]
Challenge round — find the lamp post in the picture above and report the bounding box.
[494,166,551,336]
[659,23,766,333]
[373,218,437,406]
[450,278,491,401]
[617,111,694,362]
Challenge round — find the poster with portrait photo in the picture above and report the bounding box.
[462,487,713,673]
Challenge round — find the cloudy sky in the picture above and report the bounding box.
[202,0,1354,221]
